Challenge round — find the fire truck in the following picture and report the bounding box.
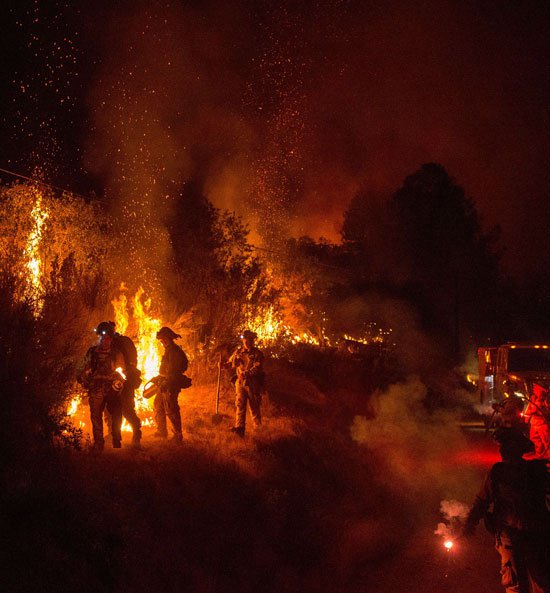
[478,343,550,423]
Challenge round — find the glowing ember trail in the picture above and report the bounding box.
[23,189,49,315]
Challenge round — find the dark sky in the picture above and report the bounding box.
[1,0,549,278]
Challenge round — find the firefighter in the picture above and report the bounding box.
[77,321,126,451]
[153,327,188,443]
[492,391,526,430]
[524,384,550,459]
[104,321,143,447]
[462,428,550,593]
[229,330,264,438]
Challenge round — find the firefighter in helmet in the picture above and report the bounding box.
[524,383,550,459]
[103,321,143,447]
[229,330,265,438]
[153,327,189,443]
[462,428,550,593]
[77,321,126,451]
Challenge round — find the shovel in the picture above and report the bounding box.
[212,352,224,424]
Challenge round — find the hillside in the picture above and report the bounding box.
[2,362,501,593]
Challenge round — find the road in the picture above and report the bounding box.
[377,427,504,593]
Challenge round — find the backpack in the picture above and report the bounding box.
[113,334,142,389]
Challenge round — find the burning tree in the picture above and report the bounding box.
[0,181,116,450]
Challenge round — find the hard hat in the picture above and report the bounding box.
[241,330,257,340]
[156,326,181,340]
[493,428,534,454]
[95,321,115,337]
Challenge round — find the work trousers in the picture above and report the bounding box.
[104,386,142,442]
[153,388,182,437]
[496,529,550,593]
[235,381,261,430]
[89,385,122,448]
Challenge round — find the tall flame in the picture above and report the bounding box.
[111,286,162,430]
[132,287,162,386]
[23,189,49,315]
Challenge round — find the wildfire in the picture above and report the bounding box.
[131,287,162,386]
[245,304,323,347]
[112,286,163,430]
[23,189,49,315]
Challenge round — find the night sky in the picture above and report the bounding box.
[1,0,549,278]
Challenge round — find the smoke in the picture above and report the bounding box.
[350,377,467,490]
[434,499,469,539]
[83,1,259,290]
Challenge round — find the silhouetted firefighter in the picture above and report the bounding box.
[152,327,190,443]
[77,321,126,451]
[104,321,143,447]
[462,428,550,593]
[229,330,265,437]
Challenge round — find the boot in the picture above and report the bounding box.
[230,426,245,438]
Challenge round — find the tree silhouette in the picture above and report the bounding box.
[390,163,501,352]
[341,163,502,357]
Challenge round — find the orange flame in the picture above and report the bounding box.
[23,189,49,315]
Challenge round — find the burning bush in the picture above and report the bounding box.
[0,182,115,454]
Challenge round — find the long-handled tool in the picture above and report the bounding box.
[212,352,223,424]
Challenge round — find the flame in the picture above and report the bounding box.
[112,286,162,430]
[444,540,454,551]
[23,189,49,315]
[245,304,323,346]
[67,394,81,416]
[112,285,129,336]
[132,287,162,386]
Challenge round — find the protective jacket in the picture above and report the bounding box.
[230,345,264,388]
[159,342,188,391]
[465,459,550,533]
[112,333,141,389]
[78,345,126,388]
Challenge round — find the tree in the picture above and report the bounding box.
[166,178,268,342]
[390,163,501,353]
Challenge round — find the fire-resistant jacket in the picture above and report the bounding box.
[78,345,126,389]
[230,345,264,388]
[464,459,550,533]
[158,342,188,391]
